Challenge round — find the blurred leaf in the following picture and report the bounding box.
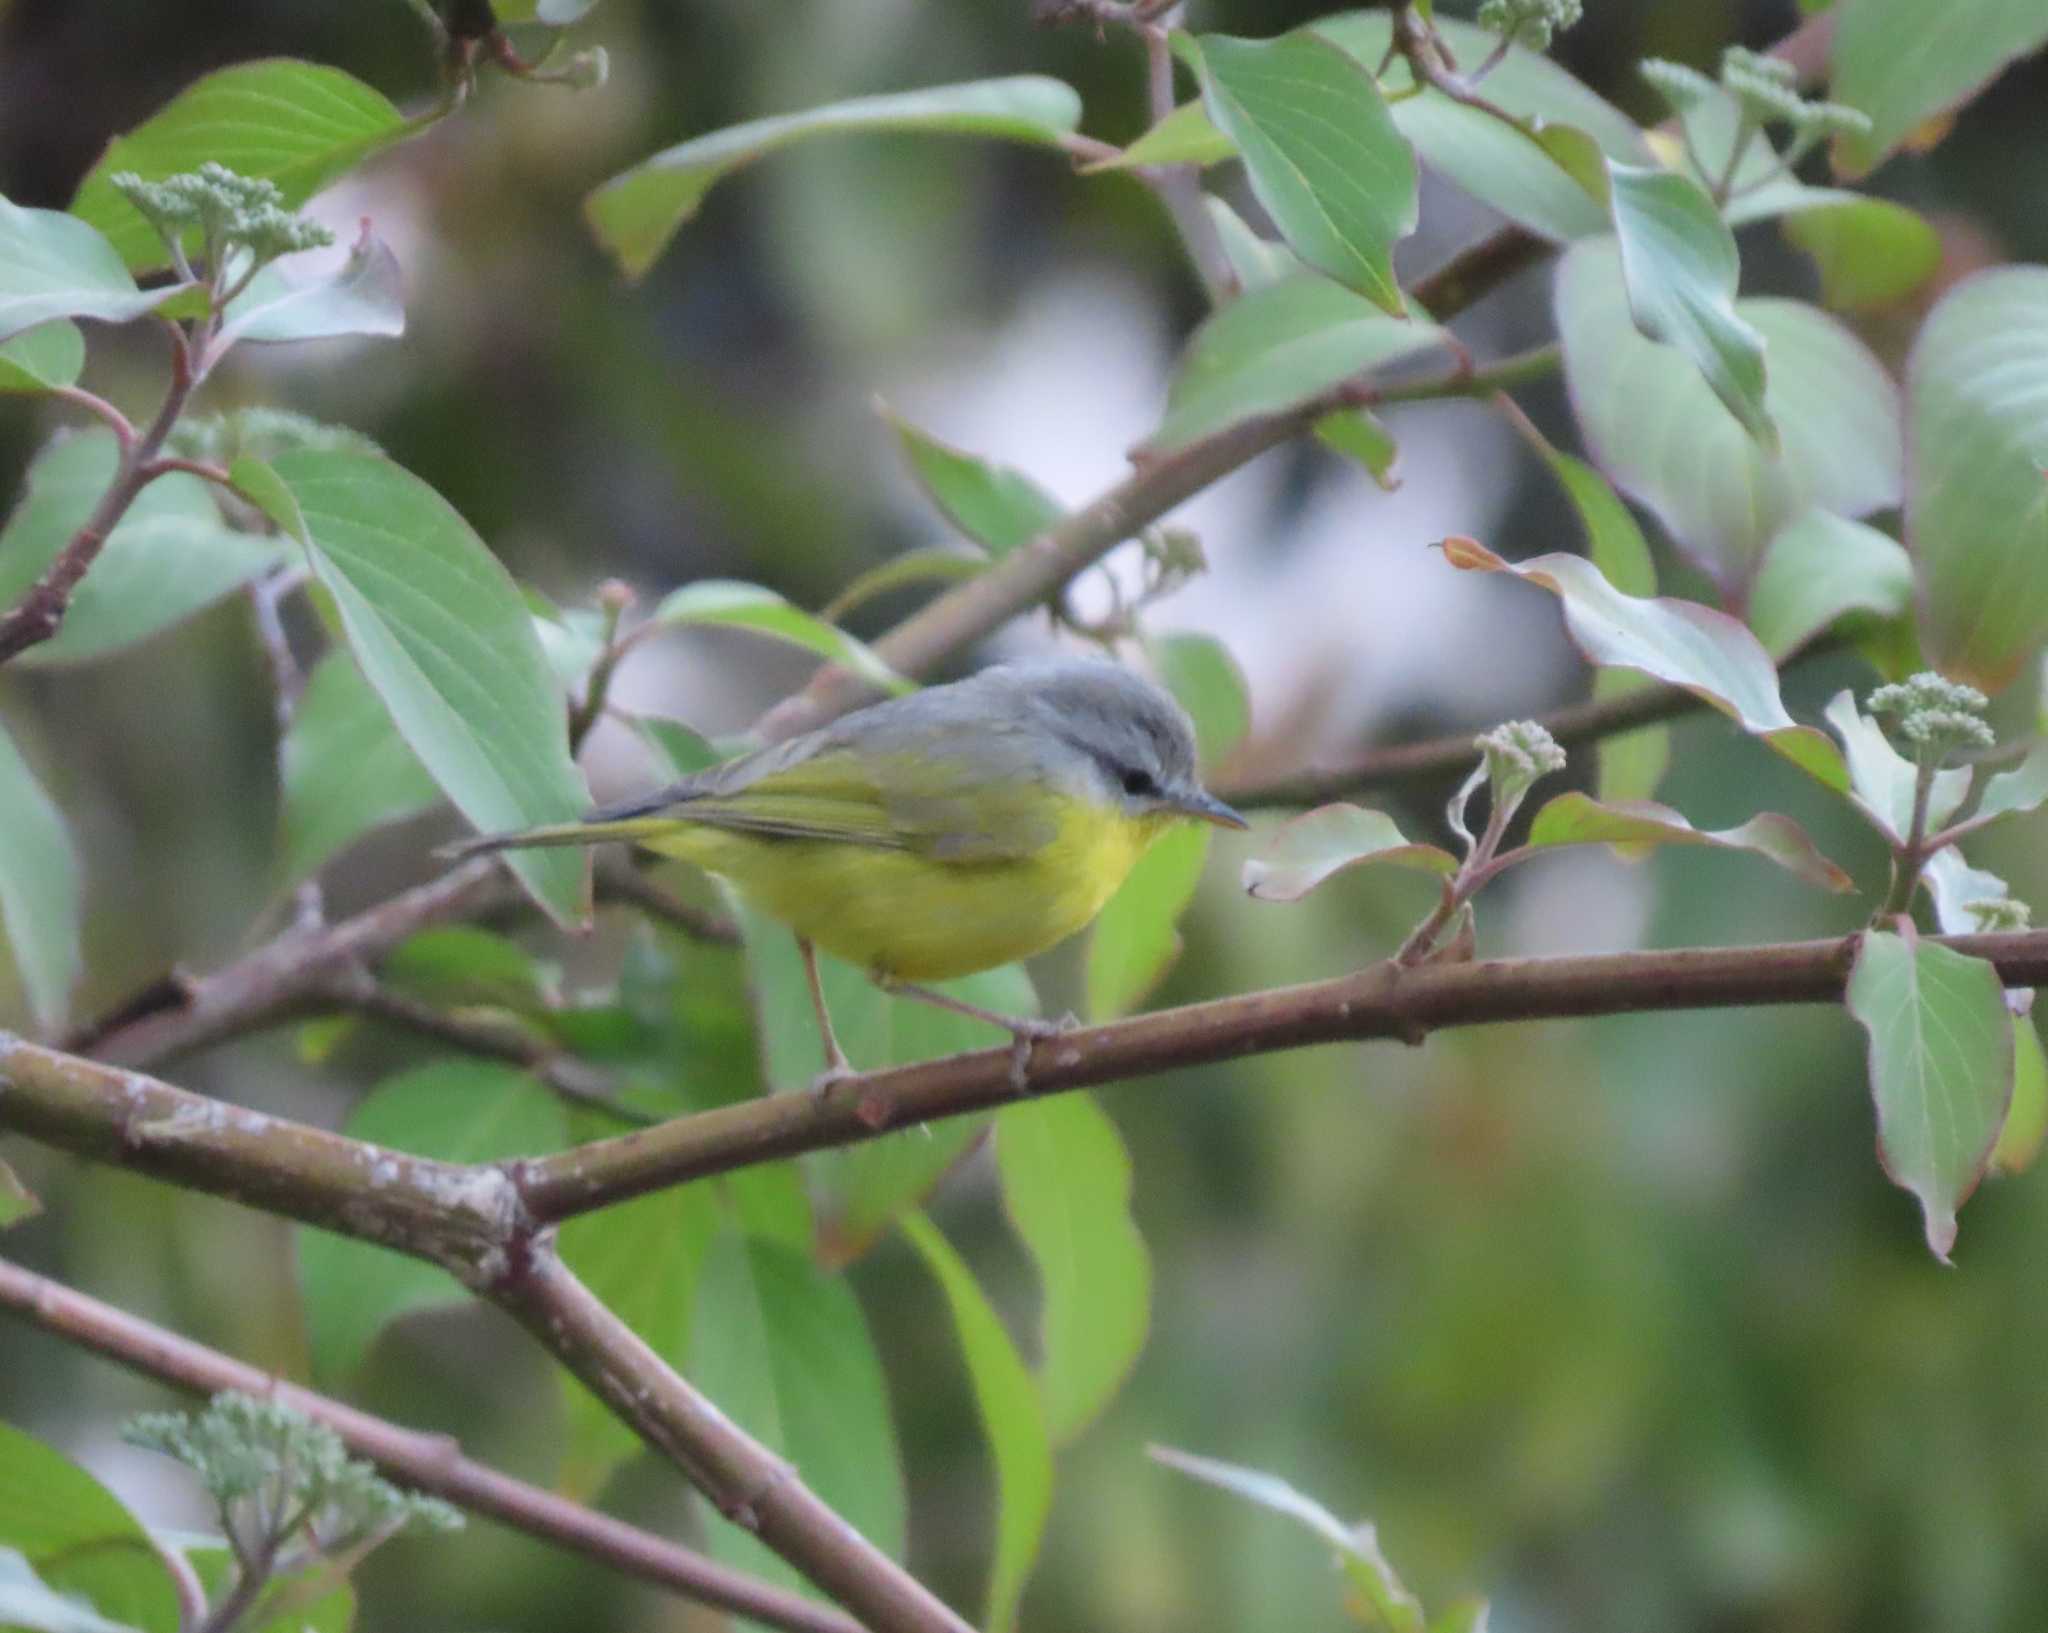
[244,449,590,926]
[1593,669,1671,805]
[557,1183,722,1494]
[381,926,551,1016]
[1970,740,2048,827]
[528,594,608,695]
[0,432,282,667]
[901,1212,1051,1633]
[296,1063,568,1381]
[1084,99,1236,172]
[68,60,409,270]
[634,714,728,779]
[820,547,986,624]
[1320,12,1650,242]
[996,1094,1150,1442]
[0,322,83,392]
[1187,32,1416,313]
[1314,406,1402,487]
[1556,240,1900,593]
[1822,691,1970,844]
[214,229,405,348]
[1429,1599,1493,1633]
[1524,792,1851,891]
[1203,197,1302,291]
[1748,511,1912,660]
[652,580,910,695]
[1992,1019,2048,1177]
[0,1423,177,1633]
[1150,1445,1426,1633]
[1846,929,2013,1261]
[1779,197,1942,311]
[1441,540,1850,789]
[0,717,80,1032]
[1087,825,1209,1020]
[1919,847,2017,935]
[882,408,1062,554]
[278,647,439,885]
[0,198,187,339]
[1150,631,1250,766]
[0,1157,39,1229]
[689,1233,906,1595]
[0,1550,148,1633]
[586,76,1082,279]
[1906,268,2048,691]
[1243,806,1457,902]
[181,1543,352,1633]
[1828,0,2048,176]
[1605,163,1771,446]
[1146,275,1444,454]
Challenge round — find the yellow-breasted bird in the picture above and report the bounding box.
[453,659,1246,1079]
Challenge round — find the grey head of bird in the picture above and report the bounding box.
[960,658,1248,830]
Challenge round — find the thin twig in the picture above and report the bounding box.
[0,1257,862,1633]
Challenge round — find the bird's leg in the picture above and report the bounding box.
[800,938,858,1095]
[873,975,1071,1093]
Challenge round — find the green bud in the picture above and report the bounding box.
[1476,0,1583,51]
[169,408,382,466]
[1967,895,2032,932]
[1868,672,1996,757]
[110,162,333,281]
[1477,719,1566,807]
[1639,58,1718,113]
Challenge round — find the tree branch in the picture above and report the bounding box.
[0,1256,862,1633]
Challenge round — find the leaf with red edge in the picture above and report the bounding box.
[1525,792,1851,891]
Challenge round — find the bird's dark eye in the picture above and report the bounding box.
[1121,767,1157,797]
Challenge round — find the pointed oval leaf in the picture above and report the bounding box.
[0,718,81,1031]
[1557,240,1901,593]
[901,1213,1052,1633]
[1203,196,1305,292]
[997,1094,1151,1443]
[1146,274,1444,454]
[586,77,1082,279]
[1444,540,1849,789]
[214,229,405,348]
[1829,0,2048,177]
[653,580,910,695]
[296,1062,568,1381]
[1189,32,1417,313]
[882,408,1062,555]
[1778,197,1942,312]
[1525,792,1851,891]
[1084,100,1237,172]
[1748,510,1912,660]
[0,1422,178,1633]
[68,60,409,270]
[1991,1019,2048,1177]
[0,323,84,393]
[1242,805,1457,903]
[250,449,590,925]
[1846,929,2013,1261]
[689,1234,906,1596]
[1822,691,1971,844]
[0,198,188,340]
[1970,740,2048,828]
[1906,267,2048,691]
[278,647,440,885]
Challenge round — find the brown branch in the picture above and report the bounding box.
[0,1256,861,1633]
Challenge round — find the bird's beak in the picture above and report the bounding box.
[1173,788,1249,830]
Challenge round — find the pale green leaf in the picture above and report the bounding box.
[0,198,187,340]
[1991,1019,2048,1177]
[0,1156,39,1229]
[1524,791,1851,891]
[1747,510,1912,660]
[1202,197,1304,292]
[653,580,911,695]
[278,647,440,885]
[820,547,986,624]
[1822,691,1971,844]
[1970,740,2048,828]
[0,718,80,1032]
[1779,196,1942,312]
[0,323,84,393]
[883,408,1062,554]
[1084,100,1237,172]
[0,1423,177,1633]
[0,1549,149,1633]
[214,229,405,348]
[1242,805,1457,902]
[1919,847,2019,936]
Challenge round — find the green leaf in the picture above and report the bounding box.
[1444,538,1849,789]
[883,408,1063,554]
[689,1234,906,1595]
[1778,197,1942,312]
[1828,0,2048,177]
[278,647,440,885]
[248,449,591,926]
[1605,162,1772,447]
[1087,825,1209,1021]
[901,1213,1052,1633]
[1846,929,2013,1261]
[1591,668,1671,805]
[820,547,986,624]
[1524,792,1851,891]
[556,1182,722,1494]
[1970,740,2048,828]
[0,1156,39,1229]
[0,433,283,667]
[214,228,405,348]
[1146,274,1445,454]
[1188,32,1417,313]
[68,60,409,270]
[0,1549,149,1633]
[1314,405,1402,487]
[0,718,80,1032]
[585,76,1082,279]
[1919,847,2018,936]
[996,1094,1150,1442]
[381,926,552,1015]
[296,1063,568,1380]
[0,323,84,393]
[180,1543,352,1633]
[1992,1019,2048,1178]
[1319,12,1651,242]
[1747,510,1912,660]
[0,198,188,340]
[0,1423,177,1633]
[1150,1445,1426,1633]
[652,580,911,695]
[1084,99,1237,172]
[1202,197,1304,292]
[1906,267,2048,691]
[634,714,729,779]
[1822,691,1970,844]
[1241,805,1457,903]
[1149,630,1251,767]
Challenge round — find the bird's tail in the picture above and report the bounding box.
[440,817,682,862]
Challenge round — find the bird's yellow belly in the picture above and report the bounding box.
[651,800,1158,980]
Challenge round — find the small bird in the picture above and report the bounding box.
[454,659,1247,1080]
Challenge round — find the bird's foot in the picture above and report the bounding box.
[809,1056,860,1101]
[1001,1013,1076,1094]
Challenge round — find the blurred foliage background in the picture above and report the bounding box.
[3,2,2048,1630]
